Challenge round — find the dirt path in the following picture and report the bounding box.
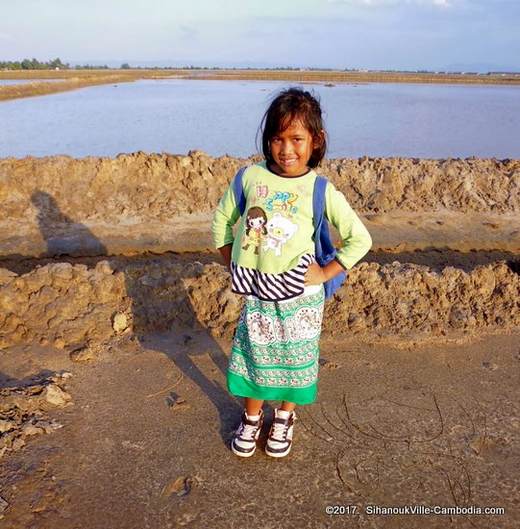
[2,211,519,259]
[1,330,518,529]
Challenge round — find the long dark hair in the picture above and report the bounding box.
[257,87,327,168]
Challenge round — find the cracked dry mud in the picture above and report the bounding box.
[0,152,519,529]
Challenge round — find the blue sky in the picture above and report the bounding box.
[1,0,519,71]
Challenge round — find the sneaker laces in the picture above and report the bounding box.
[237,417,260,440]
[271,418,290,441]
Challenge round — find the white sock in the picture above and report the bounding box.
[277,409,292,419]
[246,412,260,421]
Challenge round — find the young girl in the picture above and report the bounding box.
[212,87,372,458]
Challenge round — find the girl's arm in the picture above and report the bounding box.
[304,259,344,285]
[324,182,373,270]
[212,177,240,268]
[305,182,372,286]
[218,243,233,271]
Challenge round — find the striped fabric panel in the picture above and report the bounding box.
[230,253,315,301]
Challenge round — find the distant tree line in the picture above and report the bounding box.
[0,58,117,70]
[2,59,517,75]
[75,64,110,69]
[0,57,70,70]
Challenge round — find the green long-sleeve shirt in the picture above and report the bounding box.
[212,161,372,276]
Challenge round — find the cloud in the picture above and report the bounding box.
[178,25,198,39]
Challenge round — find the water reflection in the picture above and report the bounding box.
[1,79,519,158]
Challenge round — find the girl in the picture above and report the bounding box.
[212,87,372,458]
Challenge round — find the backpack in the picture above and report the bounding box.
[232,166,347,300]
[312,175,348,299]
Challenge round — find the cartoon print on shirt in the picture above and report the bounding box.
[256,184,269,198]
[263,213,298,257]
[265,191,299,216]
[242,207,268,255]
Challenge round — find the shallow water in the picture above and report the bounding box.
[1,79,519,158]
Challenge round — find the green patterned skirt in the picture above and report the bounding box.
[227,286,325,405]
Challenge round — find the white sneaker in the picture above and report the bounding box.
[265,408,295,458]
[230,409,264,457]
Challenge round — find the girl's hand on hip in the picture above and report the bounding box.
[304,262,327,286]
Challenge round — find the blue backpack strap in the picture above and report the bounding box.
[313,175,348,299]
[312,175,328,254]
[232,166,247,216]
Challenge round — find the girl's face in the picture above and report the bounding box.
[268,119,318,177]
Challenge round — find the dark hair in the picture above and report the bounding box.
[257,87,327,168]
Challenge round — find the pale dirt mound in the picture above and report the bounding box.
[0,153,519,348]
[0,261,130,348]
[1,152,518,222]
[0,151,519,351]
[1,256,519,350]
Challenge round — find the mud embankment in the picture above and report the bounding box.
[0,70,188,102]
[2,152,518,219]
[0,73,141,102]
[1,255,519,350]
[1,152,519,257]
[0,152,519,349]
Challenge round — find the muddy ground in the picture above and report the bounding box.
[1,329,519,529]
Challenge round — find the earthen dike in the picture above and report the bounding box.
[1,151,519,349]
